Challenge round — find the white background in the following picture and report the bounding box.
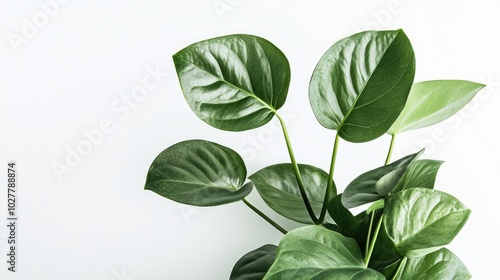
[1,0,499,279]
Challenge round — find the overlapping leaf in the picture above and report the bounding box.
[230,245,277,280]
[385,248,470,280]
[342,150,423,208]
[384,188,471,257]
[392,160,444,193]
[264,226,384,279]
[250,164,331,224]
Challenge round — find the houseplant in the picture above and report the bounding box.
[145,29,484,279]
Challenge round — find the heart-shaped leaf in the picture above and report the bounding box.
[173,34,290,131]
[384,188,471,258]
[392,160,444,193]
[309,29,415,142]
[230,244,277,280]
[342,149,423,208]
[263,226,384,280]
[385,248,471,280]
[145,140,250,206]
[250,164,332,224]
[388,80,485,135]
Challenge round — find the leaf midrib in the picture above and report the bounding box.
[149,179,240,193]
[337,31,401,132]
[395,209,470,248]
[177,55,278,114]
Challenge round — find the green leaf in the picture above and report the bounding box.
[366,199,385,214]
[264,226,384,280]
[327,194,357,235]
[388,80,485,134]
[392,160,444,193]
[388,248,471,280]
[173,34,290,131]
[309,29,415,143]
[342,150,423,208]
[250,164,332,224]
[230,245,277,280]
[369,221,401,271]
[145,140,251,206]
[384,188,471,258]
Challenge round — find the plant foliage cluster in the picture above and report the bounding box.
[145,29,484,279]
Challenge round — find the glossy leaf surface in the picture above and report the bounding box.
[342,150,423,208]
[390,248,471,280]
[145,140,250,206]
[173,34,290,131]
[230,245,277,280]
[264,226,384,280]
[250,164,331,224]
[309,29,415,142]
[392,160,444,193]
[385,188,471,257]
[388,80,485,134]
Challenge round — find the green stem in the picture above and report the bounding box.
[242,198,287,235]
[276,113,318,224]
[385,134,396,165]
[318,133,340,224]
[364,210,375,256]
[364,213,384,266]
[364,134,398,267]
[391,257,407,280]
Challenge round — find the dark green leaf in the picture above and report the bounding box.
[327,194,357,235]
[384,188,471,257]
[145,140,250,206]
[388,80,485,135]
[264,226,385,280]
[388,248,471,280]
[173,34,290,131]
[369,220,401,271]
[342,149,423,208]
[351,211,378,255]
[392,160,444,193]
[230,244,277,280]
[309,29,415,142]
[250,164,332,224]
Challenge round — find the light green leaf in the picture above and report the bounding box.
[384,188,471,258]
[392,160,444,193]
[145,140,250,206]
[388,80,485,134]
[389,248,471,280]
[342,150,423,209]
[230,245,277,280]
[264,226,384,280]
[173,34,290,131]
[309,29,415,142]
[250,164,332,224]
